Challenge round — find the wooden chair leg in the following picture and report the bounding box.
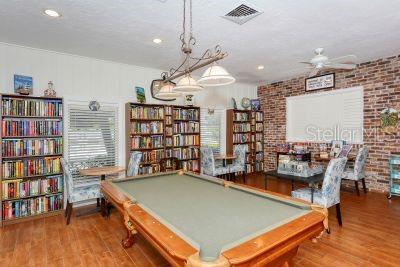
[65,199,69,217]
[355,181,360,196]
[66,202,73,225]
[362,178,367,193]
[243,171,246,184]
[97,198,100,207]
[336,203,342,226]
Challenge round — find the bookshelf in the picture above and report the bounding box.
[126,103,200,175]
[226,109,264,174]
[1,94,64,226]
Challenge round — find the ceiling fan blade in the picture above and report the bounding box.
[298,61,314,66]
[329,55,357,64]
[326,63,356,70]
[309,68,319,77]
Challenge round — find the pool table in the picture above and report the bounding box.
[101,171,328,267]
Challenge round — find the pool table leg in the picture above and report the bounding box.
[122,229,136,248]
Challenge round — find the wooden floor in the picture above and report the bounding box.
[1,175,399,267]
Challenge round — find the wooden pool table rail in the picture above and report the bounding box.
[101,175,326,267]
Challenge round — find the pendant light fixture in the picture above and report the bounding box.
[173,74,203,92]
[155,83,181,100]
[197,62,236,87]
[150,0,235,96]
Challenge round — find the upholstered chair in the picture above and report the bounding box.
[127,151,143,177]
[227,145,247,182]
[61,158,101,225]
[292,157,348,231]
[200,147,230,177]
[342,147,369,195]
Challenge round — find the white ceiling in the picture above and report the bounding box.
[1,0,400,85]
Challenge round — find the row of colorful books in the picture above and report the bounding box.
[130,121,164,134]
[1,175,63,200]
[173,134,200,147]
[254,162,264,172]
[233,122,251,132]
[173,147,200,159]
[2,119,63,137]
[2,138,63,157]
[254,112,263,121]
[173,121,199,133]
[182,160,200,172]
[2,157,61,179]
[131,136,163,149]
[255,123,263,131]
[1,98,63,117]
[138,164,160,175]
[255,133,263,142]
[141,149,164,164]
[172,108,199,121]
[1,194,63,221]
[233,112,249,121]
[131,105,164,119]
[233,133,251,143]
[255,152,264,162]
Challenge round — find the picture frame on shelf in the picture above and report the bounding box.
[135,86,146,103]
[251,99,261,111]
[14,74,33,95]
[184,94,194,106]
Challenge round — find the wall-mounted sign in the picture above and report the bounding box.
[305,73,335,92]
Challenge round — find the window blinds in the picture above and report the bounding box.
[67,102,118,166]
[286,86,363,143]
[200,108,222,154]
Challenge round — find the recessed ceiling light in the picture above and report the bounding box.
[257,65,265,70]
[153,38,163,44]
[43,9,61,18]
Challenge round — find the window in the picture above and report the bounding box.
[286,86,363,143]
[67,102,118,166]
[200,108,222,154]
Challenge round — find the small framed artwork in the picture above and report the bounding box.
[14,74,33,95]
[184,94,194,106]
[135,86,146,103]
[251,99,261,111]
[305,73,335,92]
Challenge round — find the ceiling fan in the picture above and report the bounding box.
[299,48,357,77]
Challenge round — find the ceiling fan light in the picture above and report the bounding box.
[155,83,181,99]
[173,75,203,92]
[197,63,235,87]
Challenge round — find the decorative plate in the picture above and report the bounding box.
[241,97,251,110]
[89,101,100,111]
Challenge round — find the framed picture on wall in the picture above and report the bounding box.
[135,86,146,103]
[305,73,335,92]
[14,74,33,95]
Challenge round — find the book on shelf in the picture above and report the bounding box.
[130,105,164,119]
[1,98,62,117]
[173,121,199,133]
[2,138,63,157]
[173,134,200,147]
[1,194,63,221]
[173,108,199,120]
[141,149,164,164]
[130,121,164,134]
[2,119,63,137]
[1,175,63,200]
[173,147,200,160]
[131,136,164,149]
[2,157,61,179]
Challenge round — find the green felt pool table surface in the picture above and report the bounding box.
[110,172,314,261]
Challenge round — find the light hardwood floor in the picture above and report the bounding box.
[1,175,399,267]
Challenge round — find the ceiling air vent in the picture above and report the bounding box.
[222,3,263,25]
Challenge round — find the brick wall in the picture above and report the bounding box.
[257,55,400,192]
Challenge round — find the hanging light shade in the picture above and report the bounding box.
[197,63,235,87]
[173,74,203,92]
[155,83,181,100]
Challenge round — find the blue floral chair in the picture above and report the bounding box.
[292,157,348,230]
[342,147,369,195]
[200,147,230,177]
[227,145,247,182]
[127,151,143,176]
[61,158,102,225]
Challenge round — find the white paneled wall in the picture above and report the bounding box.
[0,42,257,163]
